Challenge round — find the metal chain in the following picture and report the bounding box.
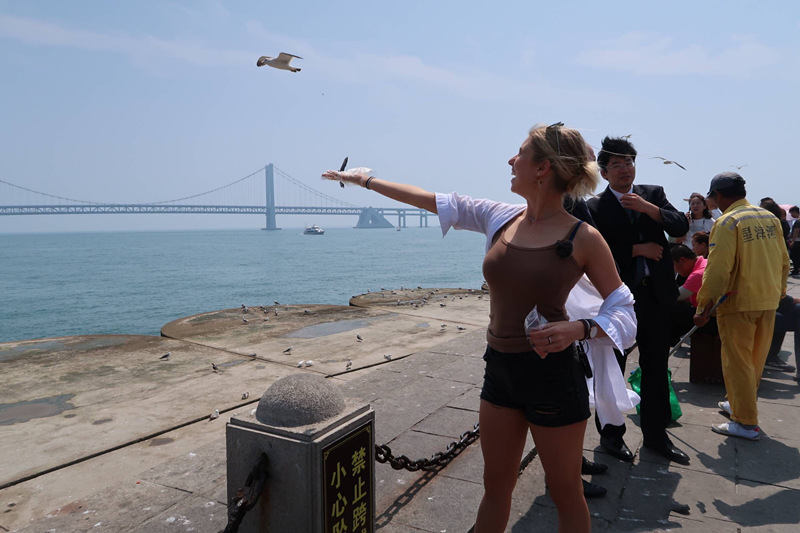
[220,453,270,533]
[375,422,480,471]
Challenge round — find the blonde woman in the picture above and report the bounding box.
[323,123,632,533]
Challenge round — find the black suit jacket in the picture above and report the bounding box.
[587,184,688,306]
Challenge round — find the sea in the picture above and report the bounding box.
[0,227,486,344]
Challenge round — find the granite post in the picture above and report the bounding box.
[226,373,375,532]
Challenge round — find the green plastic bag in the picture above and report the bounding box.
[627,367,683,422]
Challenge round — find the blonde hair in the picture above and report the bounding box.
[527,123,599,198]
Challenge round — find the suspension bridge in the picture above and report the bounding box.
[0,164,431,229]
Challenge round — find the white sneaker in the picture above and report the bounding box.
[718,401,731,416]
[712,421,761,441]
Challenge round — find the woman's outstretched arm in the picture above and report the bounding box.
[322,170,437,213]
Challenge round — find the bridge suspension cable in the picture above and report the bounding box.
[273,166,359,208]
[0,178,103,205]
[149,167,265,204]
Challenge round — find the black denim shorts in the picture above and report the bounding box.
[480,344,590,427]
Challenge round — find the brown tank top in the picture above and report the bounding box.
[482,220,584,353]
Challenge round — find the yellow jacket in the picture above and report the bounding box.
[696,199,789,316]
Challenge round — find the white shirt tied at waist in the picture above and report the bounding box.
[435,191,640,426]
[565,276,640,428]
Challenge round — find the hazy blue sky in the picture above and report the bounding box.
[1,0,799,232]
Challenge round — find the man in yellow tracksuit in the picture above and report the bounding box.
[694,172,790,440]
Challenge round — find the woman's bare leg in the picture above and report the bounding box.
[530,420,590,533]
[473,399,529,533]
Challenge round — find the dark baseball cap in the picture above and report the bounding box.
[707,172,746,196]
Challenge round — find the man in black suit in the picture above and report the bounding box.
[587,136,691,465]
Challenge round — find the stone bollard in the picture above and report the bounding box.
[226,373,375,532]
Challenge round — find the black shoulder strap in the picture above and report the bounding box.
[567,220,584,242]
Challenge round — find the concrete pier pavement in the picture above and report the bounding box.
[1,284,799,532]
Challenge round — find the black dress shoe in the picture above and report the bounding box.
[643,439,690,465]
[582,479,607,498]
[600,436,634,462]
[581,456,608,475]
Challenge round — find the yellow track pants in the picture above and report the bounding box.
[717,309,775,426]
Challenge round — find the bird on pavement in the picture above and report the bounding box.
[304,360,314,367]
[651,156,686,170]
[210,409,219,420]
[257,53,302,72]
[212,363,221,372]
[356,334,363,342]
[297,360,305,367]
[242,392,250,400]
[160,352,171,360]
[346,359,353,370]
[283,346,293,353]
[384,354,392,361]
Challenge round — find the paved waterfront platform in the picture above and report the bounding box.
[1,283,799,532]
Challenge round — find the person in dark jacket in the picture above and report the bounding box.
[587,136,691,465]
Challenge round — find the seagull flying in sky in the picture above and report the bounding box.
[257,53,302,72]
[650,157,686,170]
[732,164,748,170]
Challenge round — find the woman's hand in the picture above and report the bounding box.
[528,321,584,358]
[321,168,371,187]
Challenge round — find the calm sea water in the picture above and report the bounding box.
[0,227,486,344]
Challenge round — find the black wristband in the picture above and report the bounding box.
[579,319,591,341]
[365,177,375,190]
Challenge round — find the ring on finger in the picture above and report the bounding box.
[547,336,552,344]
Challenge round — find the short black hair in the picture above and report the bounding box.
[691,231,709,246]
[715,183,747,199]
[670,243,697,262]
[597,136,637,170]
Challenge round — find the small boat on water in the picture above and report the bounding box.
[303,224,325,235]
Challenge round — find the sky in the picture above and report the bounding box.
[1,0,799,233]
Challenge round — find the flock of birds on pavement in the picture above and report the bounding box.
[158,288,482,421]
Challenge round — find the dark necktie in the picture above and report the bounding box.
[627,209,647,286]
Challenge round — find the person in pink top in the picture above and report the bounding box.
[670,244,712,346]
[675,246,707,307]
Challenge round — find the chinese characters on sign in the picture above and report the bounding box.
[324,423,373,533]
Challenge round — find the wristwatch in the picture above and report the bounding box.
[587,319,599,339]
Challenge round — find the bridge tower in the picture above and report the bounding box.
[263,163,280,230]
